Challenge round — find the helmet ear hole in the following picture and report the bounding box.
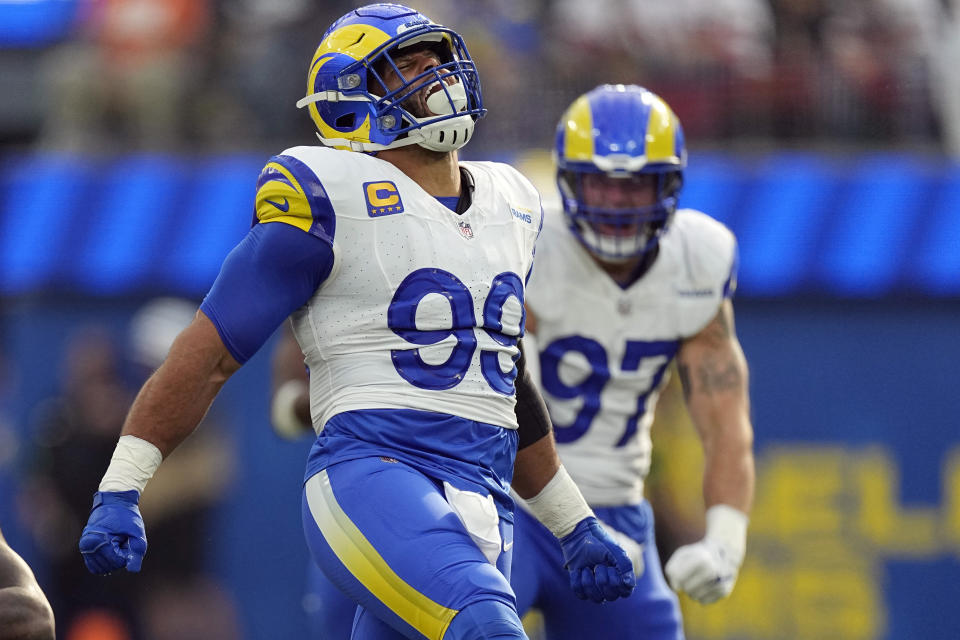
[335,113,356,130]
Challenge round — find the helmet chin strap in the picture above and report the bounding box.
[410,82,473,152]
[411,114,476,152]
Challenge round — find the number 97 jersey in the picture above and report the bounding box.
[525,208,738,506]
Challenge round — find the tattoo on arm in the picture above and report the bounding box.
[695,354,742,396]
[680,302,743,398]
[704,304,733,343]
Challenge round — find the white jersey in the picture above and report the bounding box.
[525,208,738,506]
[264,146,543,431]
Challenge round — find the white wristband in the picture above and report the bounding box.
[271,379,311,439]
[522,466,594,538]
[98,435,163,494]
[705,504,749,562]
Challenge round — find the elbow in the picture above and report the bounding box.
[734,411,754,452]
[211,353,242,385]
[28,612,56,640]
[697,407,754,459]
[0,594,56,640]
[28,594,56,640]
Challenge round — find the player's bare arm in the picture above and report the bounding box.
[0,529,55,640]
[511,337,557,499]
[512,434,560,498]
[76,310,247,577]
[81,196,331,576]
[675,299,754,514]
[122,311,241,457]
[667,297,754,604]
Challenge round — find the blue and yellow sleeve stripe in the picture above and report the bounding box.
[254,154,336,244]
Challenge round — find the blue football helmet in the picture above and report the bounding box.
[555,84,686,261]
[297,3,485,153]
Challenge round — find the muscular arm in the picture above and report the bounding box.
[511,334,560,498]
[512,430,561,499]
[676,299,754,513]
[121,311,241,457]
[0,532,55,640]
[129,222,331,455]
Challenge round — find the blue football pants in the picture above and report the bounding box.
[301,456,526,640]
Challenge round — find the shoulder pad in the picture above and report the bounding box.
[467,160,545,232]
[669,209,738,297]
[254,149,336,243]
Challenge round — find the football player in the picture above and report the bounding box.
[510,84,755,639]
[0,525,56,640]
[76,6,636,640]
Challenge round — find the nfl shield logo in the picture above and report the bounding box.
[458,220,474,239]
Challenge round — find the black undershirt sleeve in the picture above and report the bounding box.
[514,339,553,450]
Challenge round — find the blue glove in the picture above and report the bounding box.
[78,490,147,575]
[559,516,636,603]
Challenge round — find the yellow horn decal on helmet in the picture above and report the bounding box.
[562,94,595,163]
[644,97,679,164]
[306,53,336,125]
[305,24,392,150]
[316,23,393,61]
[305,52,371,150]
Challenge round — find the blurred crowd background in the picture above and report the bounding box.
[1,1,959,640]
[0,0,959,155]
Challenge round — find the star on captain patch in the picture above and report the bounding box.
[458,220,474,239]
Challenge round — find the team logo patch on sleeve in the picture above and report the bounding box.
[510,206,533,224]
[363,181,405,217]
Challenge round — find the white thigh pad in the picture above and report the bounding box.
[443,482,502,565]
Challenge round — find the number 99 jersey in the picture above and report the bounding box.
[525,208,738,506]
[265,146,543,434]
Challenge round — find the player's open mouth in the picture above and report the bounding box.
[424,80,468,116]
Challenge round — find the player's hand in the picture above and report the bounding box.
[664,537,742,604]
[598,520,644,579]
[78,490,147,575]
[559,516,636,603]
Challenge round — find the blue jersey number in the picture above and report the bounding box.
[388,268,524,393]
[540,337,678,445]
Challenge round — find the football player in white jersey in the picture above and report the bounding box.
[510,85,755,640]
[75,6,637,640]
